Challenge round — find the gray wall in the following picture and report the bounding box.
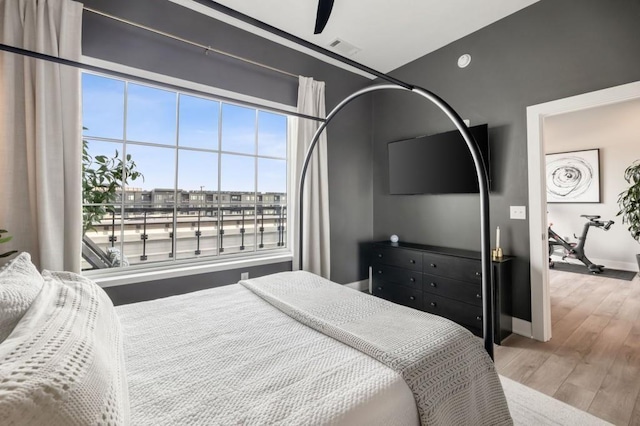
[103,261,291,305]
[372,0,640,321]
[81,0,373,301]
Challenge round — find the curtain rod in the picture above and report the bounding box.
[0,43,325,122]
[84,7,299,79]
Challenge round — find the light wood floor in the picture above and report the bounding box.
[495,268,640,426]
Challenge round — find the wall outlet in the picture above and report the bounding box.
[510,206,526,220]
[240,272,249,280]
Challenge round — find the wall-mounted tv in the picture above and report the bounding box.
[388,124,490,195]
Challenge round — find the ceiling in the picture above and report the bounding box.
[172,0,539,76]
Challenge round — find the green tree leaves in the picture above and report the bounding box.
[82,138,144,234]
[617,160,640,243]
[0,229,17,258]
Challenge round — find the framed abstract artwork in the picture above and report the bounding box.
[546,148,600,203]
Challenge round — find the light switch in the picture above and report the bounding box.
[510,206,526,220]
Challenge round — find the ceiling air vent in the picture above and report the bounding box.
[327,38,361,57]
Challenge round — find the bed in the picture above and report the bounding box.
[0,253,512,425]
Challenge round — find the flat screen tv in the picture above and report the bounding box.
[388,124,490,195]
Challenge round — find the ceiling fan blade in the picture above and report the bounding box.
[314,0,335,34]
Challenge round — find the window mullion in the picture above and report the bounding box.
[119,81,128,268]
[173,92,181,262]
[253,109,259,253]
[217,101,223,256]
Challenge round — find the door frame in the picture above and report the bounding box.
[526,80,640,341]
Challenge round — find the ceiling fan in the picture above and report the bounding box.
[313,0,335,34]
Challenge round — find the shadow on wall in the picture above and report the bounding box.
[487,124,511,195]
[358,241,372,279]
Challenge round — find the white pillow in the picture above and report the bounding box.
[0,270,130,425]
[0,252,44,342]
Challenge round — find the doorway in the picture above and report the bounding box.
[526,80,640,342]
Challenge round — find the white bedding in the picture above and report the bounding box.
[0,270,129,425]
[241,272,511,425]
[0,259,509,425]
[117,271,511,425]
[116,283,420,425]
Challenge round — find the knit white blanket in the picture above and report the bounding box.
[240,271,513,425]
[0,271,129,425]
[117,282,420,425]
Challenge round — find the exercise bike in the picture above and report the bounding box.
[548,215,614,274]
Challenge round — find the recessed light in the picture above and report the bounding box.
[457,54,472,68]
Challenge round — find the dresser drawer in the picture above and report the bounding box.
[367,241,512,344]
[423,293,483,329]
[372,264,421,289]
[423,273,482,307]
[422,253,482,283]
[372,282,422,310]
[372,246,422,271]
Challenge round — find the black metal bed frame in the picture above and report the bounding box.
[0,2,495,358]
[296,85,494,359]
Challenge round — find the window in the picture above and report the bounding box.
[81,73,289,272]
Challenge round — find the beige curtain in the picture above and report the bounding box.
[0,0,83,272]
[294,76,331,279]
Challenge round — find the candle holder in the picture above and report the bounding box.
[492,247,503,260]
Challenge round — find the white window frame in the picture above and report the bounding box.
[80,57,296,286]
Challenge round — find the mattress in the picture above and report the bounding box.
[116,283,420,425]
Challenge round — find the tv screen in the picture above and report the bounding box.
[388,124,490,195]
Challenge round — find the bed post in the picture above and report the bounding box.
[298,85,495,360]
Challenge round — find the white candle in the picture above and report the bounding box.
[496,226,501,250]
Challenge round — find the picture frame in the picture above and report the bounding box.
[546,148,600,203]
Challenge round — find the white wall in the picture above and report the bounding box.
[543,98,640,271]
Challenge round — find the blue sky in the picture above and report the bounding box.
[82,73,287,196]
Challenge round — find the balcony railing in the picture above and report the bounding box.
[82,204,287,271]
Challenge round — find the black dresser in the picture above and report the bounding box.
[369,241,512,344]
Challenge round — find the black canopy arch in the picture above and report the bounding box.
[297,83,495,358]
[0,1,497,359]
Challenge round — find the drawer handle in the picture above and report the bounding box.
[430,302,437,307]
[476,316,482,321]
[409,296,416,301]
[476,294,482,299]
[377,286,383,291]
[378,253,383,258]
[409,259,416,264]
[377,270,383,274]
[430,282,436,287]
[410,277,416,283]
[430,263,436,268]
[475,272,481,277]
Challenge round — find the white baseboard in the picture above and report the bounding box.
[512,318,533,338]
[345,279,369,292]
